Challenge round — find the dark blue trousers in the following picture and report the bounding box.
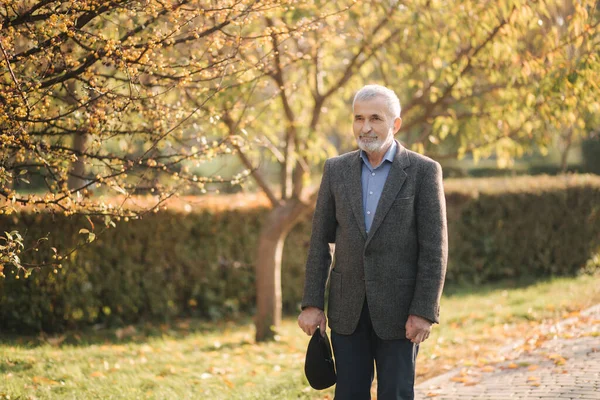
[331,300,418,400]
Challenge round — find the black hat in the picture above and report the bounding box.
[304,328,336,390]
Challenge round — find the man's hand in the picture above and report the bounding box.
[298,307,327,336]
[405,314,432,344]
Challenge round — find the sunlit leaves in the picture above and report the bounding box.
[1,0,313,272]
[1,0,599,273]
[369,0,599,166]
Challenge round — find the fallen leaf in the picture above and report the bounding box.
[32,376,59,385]
[528,365,539,371]
[223,378,235,388]
[90,371,105,378]
[426,393,439,397]
[481,365,495,372]
[548,353,567,365]
[507,363,519,369]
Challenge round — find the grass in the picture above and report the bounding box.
[1,273,599,399]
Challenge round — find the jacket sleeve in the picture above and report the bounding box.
[301,159,337,310]
[409,161,448,323]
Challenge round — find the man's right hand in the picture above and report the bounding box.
[298,307,327,337]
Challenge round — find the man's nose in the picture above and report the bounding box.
[362,121,371,133]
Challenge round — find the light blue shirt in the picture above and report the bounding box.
[360,141,397,234]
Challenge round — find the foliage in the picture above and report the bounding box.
[0,210,263,332]
[0,0,351,273]
[2,174,599,332]
[0,274,598,399]
[352,1,599,163]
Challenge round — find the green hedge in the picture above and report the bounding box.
[1,174,599,333]
[443,174,600,283]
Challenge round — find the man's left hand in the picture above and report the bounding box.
[405,314,432,344]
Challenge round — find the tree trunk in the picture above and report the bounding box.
[65,80,87,190]
[68,132,87,190]
[558,126,575,173]
[255,198,310,342]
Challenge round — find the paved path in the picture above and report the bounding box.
[415,304,600,399]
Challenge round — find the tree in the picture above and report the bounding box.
[212,0,599,341]
[213,0,405,340]
[0,0,302,275]
[369,0,599,166]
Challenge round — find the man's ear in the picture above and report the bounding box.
[393,117,402,133]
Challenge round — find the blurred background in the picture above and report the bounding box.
[0,1,599,397]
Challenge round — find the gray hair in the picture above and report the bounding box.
[353,84,401,118]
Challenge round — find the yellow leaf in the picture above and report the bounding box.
[32,376,59,385]
[548,353,567,365]
[481,366,495,372]
[223,378,235,388]
[528,365,539,371]
[507,363,519,369]
[90,371,105,378]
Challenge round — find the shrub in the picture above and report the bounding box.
[1,175,599,332]
[444,174,600,284]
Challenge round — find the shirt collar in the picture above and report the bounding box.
[360,140,397,169]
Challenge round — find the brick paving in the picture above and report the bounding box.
[415,304,600,399]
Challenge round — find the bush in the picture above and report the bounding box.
[444,174,600,284]
[1,175,599,332]
[0,209,309,333]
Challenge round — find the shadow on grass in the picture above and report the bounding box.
[0,358,35,373]
[0,315,256,349]
[2,274,593,350]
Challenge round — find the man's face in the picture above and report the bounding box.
[353,96,401,155]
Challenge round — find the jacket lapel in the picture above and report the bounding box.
[343,152,367,239]
[366,142,410,244]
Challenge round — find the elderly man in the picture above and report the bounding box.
[298,84,448,399]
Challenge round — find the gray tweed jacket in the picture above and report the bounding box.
[301,141,448,340]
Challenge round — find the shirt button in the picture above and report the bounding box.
[371,172,375,176]
[367,211,371,215]
[369,191,373,195]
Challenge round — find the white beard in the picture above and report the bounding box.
[357,134,393,154]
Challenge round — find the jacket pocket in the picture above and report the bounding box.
[391,195,414,208]
[327,270,342,321]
